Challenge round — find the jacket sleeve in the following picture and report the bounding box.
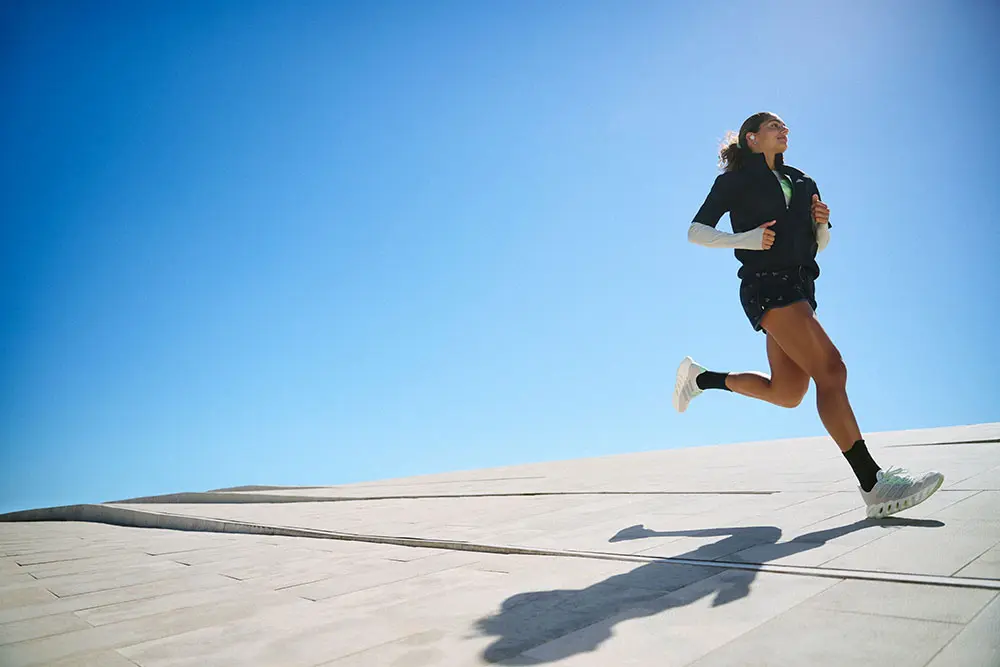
[691,174,732,229]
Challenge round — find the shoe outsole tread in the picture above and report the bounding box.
[672,356,699,413]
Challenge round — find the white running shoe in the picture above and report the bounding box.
[673,356,706,413]
[860,466,944,518]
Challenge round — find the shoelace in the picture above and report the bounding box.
[875,466,920,500]
[879,466,912,485]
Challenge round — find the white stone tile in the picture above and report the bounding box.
[37,650,139,667]
[75,583,264,627]
[0,586,57,609]
[206,551,359,582]
[23,552,177,579]
[316,631,490,667]
[687,607,961,667]
[282,551,481,601]
[40,560,193,597]
[950,464,1000,491]
[932,490,1000,520]
[0,557,24,574]
[11,545,129,567]
[120,600,425,667]
[141,537,243,556]
[955,543,1000,579]
[821,522,1000,576]
[0,590,305,667]
[925,593,1000,667]
[0,572,235,625]
[0,612,92,645]
[314,566,513,617]
[802,580,998,623]
[939,518,1000,541]
[0,573,40,590]
[164,544,286,566]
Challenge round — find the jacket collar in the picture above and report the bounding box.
[744,151,802,179]
[745,151,777,173]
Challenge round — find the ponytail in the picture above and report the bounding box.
[718,132,743,172]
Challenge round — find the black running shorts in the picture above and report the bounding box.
[739,266,817,333]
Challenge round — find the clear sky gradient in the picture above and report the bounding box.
[2,1,998,513]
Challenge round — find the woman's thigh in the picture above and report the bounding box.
[761,301,842,381]
[766,332,810,399]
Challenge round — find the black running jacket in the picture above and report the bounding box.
[692,151,828,280]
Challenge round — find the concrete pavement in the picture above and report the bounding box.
[2,423,998,666]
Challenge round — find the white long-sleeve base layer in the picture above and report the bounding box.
[687,221,830,252]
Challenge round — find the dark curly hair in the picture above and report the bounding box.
[718,111,785,172]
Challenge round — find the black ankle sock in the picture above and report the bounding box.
[695,370,731,391]
[844,439,880,492]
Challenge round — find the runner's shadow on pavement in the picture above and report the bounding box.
[474,517,944,664]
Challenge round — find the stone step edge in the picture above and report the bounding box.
[2,503,997,592]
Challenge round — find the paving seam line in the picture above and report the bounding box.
[102,490,780,504]
[885,437,1000,448]
[2,504,998,592]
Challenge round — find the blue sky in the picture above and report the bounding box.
[2,0,997,513]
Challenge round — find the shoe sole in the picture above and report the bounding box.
[672,357,694,413]
[865,475,945,519]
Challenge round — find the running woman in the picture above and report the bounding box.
[674,111,943,518]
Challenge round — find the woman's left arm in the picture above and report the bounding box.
[811,189,831,252]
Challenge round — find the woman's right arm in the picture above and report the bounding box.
[688,222,770,250]
[688,174,770,250]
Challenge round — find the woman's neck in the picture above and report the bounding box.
[764,152,777,170]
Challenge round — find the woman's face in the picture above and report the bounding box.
[747,117,789,154]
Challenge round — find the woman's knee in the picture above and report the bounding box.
[813,352,847,389]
